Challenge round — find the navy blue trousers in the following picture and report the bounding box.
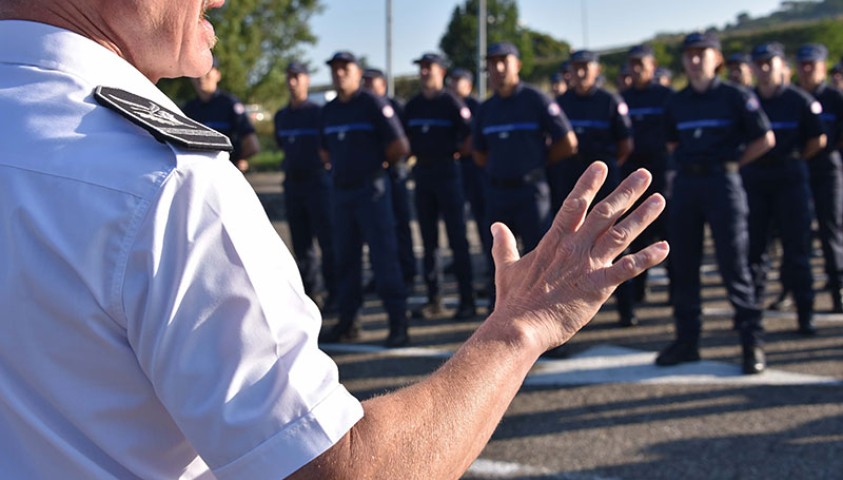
[389,162,417,283]
[808,153,843,290]
[415,162,474,303]
[742,160,814,314]
[669,172,762,347]
[332,176,407,330]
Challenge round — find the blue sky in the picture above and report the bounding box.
[301,0,783,85]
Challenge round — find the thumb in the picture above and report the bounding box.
[491,222,520,269]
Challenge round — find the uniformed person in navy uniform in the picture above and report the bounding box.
[622,44,674,304]
[319,51,411,347]
[830,63,843,90]
[273,61,337,314]
[657,32,775,374]
[726,52,754,88]
[550,71,567,97]
[448,67,493,290]
[183,58,260,172]
[654,67,673,87]
[362,67,418,289]
[404,53,476,319]
[473,42,578,309]
[746,42,825,335]
[796,43,843,314]
[555,49,637,326]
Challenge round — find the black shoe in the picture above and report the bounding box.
[318,323,360,344]
[797,322,818,336]
[452,303,477,320]
[742,345,766,375]
[655,341,701,366]
[768,291,793,311]
[618,315,638,328]
[384,330,409,348]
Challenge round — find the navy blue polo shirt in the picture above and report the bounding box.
[808,83,843,155]
[473,83,572,179]
[665,79,771,166]
[755,85,824,161]
[321,89,406,183]
[557,86,632,162]
[404,89,471,159]
[273,100,323,174]
[622,82,674,156]
[182,90,256,161]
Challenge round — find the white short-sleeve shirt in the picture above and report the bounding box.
[0,20,363,479]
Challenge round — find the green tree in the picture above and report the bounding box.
[158,0,322,110]
[439,0,535,77]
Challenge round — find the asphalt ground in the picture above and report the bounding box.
[248,171,843,480]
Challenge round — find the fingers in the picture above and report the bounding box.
[590,193,666,264]
[491,222,520,270]
[578,169,652,243]
[603,241,670,287]
[552,162,608,234]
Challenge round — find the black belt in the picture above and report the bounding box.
[678,162,739,176]
[333,169,385,189]
[490,168,546,188]
[285,168,324,182]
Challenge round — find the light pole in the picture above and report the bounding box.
[386,0,394,97]
[478,0,487,98]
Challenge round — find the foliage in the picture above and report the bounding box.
[158,0,323,110]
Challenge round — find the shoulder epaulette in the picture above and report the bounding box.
[93,86,233,152]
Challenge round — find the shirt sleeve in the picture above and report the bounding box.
[802,94,826,142]
[539,93,572,143]
[451,94,473,144]
[664,95,679,144]
[232,98,257,137]
[738,88,771,141]
[120,155,362,480]
[273,110,286,149]
[370,94,405,146]
[609,93,633,142]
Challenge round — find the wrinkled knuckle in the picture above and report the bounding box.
[607,225,630,245]
[622,255,638,273]
[592,201,614,220]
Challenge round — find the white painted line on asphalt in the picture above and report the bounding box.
[321,343,841,386]
[527,345,842,387]
[703,306,843,322]
[467,459,622,480]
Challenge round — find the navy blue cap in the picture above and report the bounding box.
[560,60,571,72]
[570,49,599,63]
[362,68,385,80]
[796,43,828,62]
[413,52,446,66]
[832,63,843,75]
[654,67,672,79]
[628,44,654,59]
[326,51,358,65]
[751,42,784,61]
[726,52,750,65]
[486,42,520,59]
[448,68,473,83]
[286,61,309,74]
[550,72,564,83]
[682,32,721,51]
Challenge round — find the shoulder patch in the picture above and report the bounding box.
[460,106,472,120]
[811,101,823,115]
[234,102,246,115]
[548,103,562,116]
[745,95,760,112]
[618,102,629,116]
[93,86,233,152]
[382,104,395,119]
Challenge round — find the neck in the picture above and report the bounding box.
[422,84,442,99]
[689,76,715,93]
[757,82,780,99]
[575,84,593,95]
[496,81,518,98]
[290,95,308,108]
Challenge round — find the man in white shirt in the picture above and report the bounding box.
[0,1,669,478]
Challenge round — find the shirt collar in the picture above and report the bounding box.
[0,20,181,112]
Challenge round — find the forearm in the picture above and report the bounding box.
[291,315,542,479]
[738,131,775,166]
[547,132,578,164]
[803,135,826,160]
